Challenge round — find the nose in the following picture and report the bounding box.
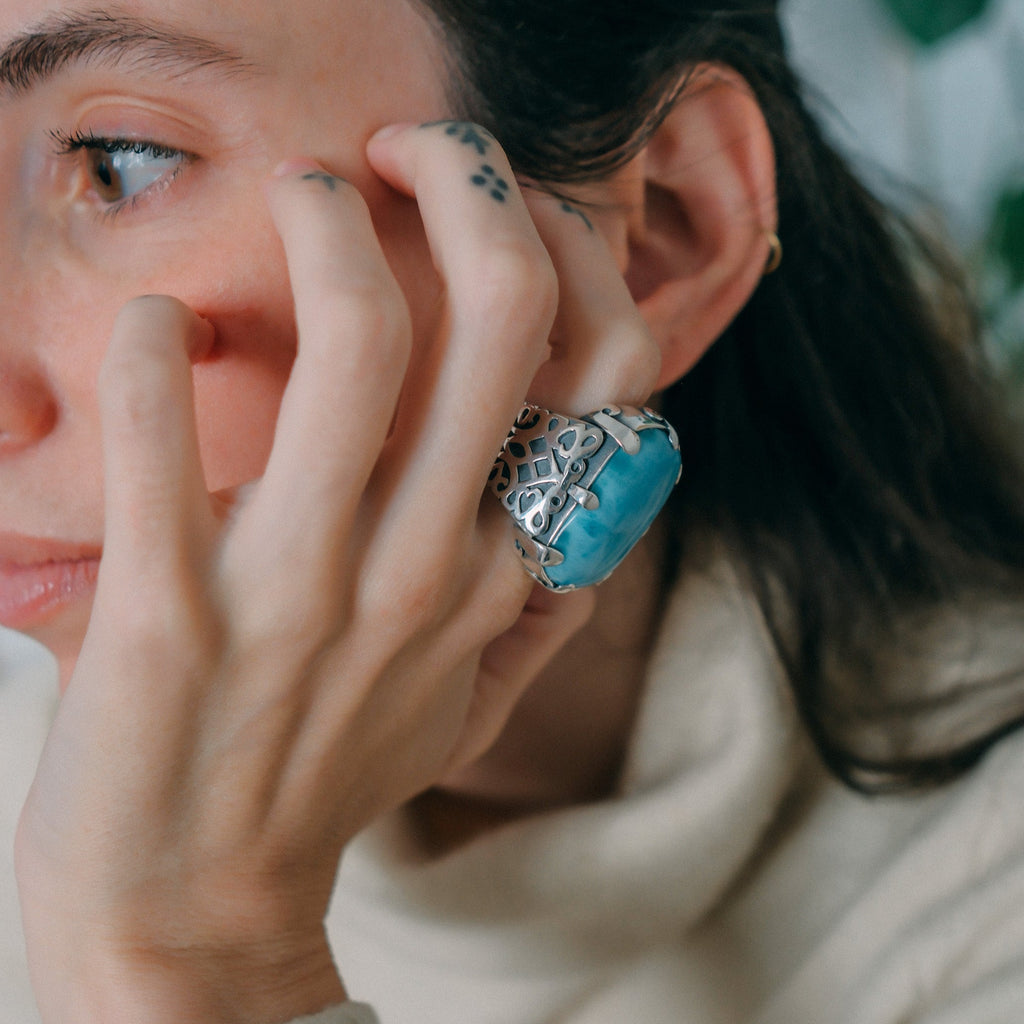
[0,193,58,455]
[0,362,57,455]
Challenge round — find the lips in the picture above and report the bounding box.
[0,535,102,632]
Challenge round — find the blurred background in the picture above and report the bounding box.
[782,0,1024,403]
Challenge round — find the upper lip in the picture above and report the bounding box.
[0,532,103,569]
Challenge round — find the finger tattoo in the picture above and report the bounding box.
[560,201,594,231]
[302,171,344,192]
[419,121,512,204]
[421,120,496,156]
[472,164,511,203]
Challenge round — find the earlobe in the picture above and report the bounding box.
[623,65,778,388]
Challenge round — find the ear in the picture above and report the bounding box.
[622,66,777,388]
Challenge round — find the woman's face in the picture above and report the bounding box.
[0,0,455,673]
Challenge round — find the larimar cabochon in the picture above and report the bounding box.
[490,405,682,591]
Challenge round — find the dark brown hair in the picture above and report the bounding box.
[416,0,1024,791]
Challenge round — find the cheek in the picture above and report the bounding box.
[135,212,300,494]
[189,191,450,496]
[48,180,441,500]
[192,304,296,493]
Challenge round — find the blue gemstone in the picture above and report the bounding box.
[545,427,681,589]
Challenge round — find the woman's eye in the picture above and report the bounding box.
[86,143,182,203]
[52,131,192,209]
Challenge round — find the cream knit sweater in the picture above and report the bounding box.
[2,564,1023,1023]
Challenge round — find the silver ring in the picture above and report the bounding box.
[490,405,681,592]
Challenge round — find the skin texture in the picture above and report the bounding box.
[0,1,777,1019]
[0,0,453,670]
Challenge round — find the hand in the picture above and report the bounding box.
[14,122,661,1023]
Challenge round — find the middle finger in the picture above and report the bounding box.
[366,121,558,527]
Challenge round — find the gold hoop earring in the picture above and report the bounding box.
[764,231,783,275]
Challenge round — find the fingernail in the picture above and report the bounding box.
[272,157,325,178]
[369,122,416,144]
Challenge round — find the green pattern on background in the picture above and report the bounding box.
[988,186,1024,293]
[879,0,990,45]
[983,183,1024,399]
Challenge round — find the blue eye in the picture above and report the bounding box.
[52,131,191,208]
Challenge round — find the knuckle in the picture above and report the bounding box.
[360,569,448,638]
[317,280,410,348]
[616,329,663,405]
[392,575,448,631]
[464,240,558,330]
[227,550,343,650]
[484,580,529,637]
[232,592,335,661]
[563,322,664,413]
[108,576,219,668]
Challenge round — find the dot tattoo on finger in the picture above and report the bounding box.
[472,164,511,203]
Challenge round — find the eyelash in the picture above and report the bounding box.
[49,128,195,218]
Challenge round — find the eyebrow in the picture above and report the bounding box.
[0,10,256,97]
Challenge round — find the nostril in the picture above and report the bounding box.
[0,370,58,454]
